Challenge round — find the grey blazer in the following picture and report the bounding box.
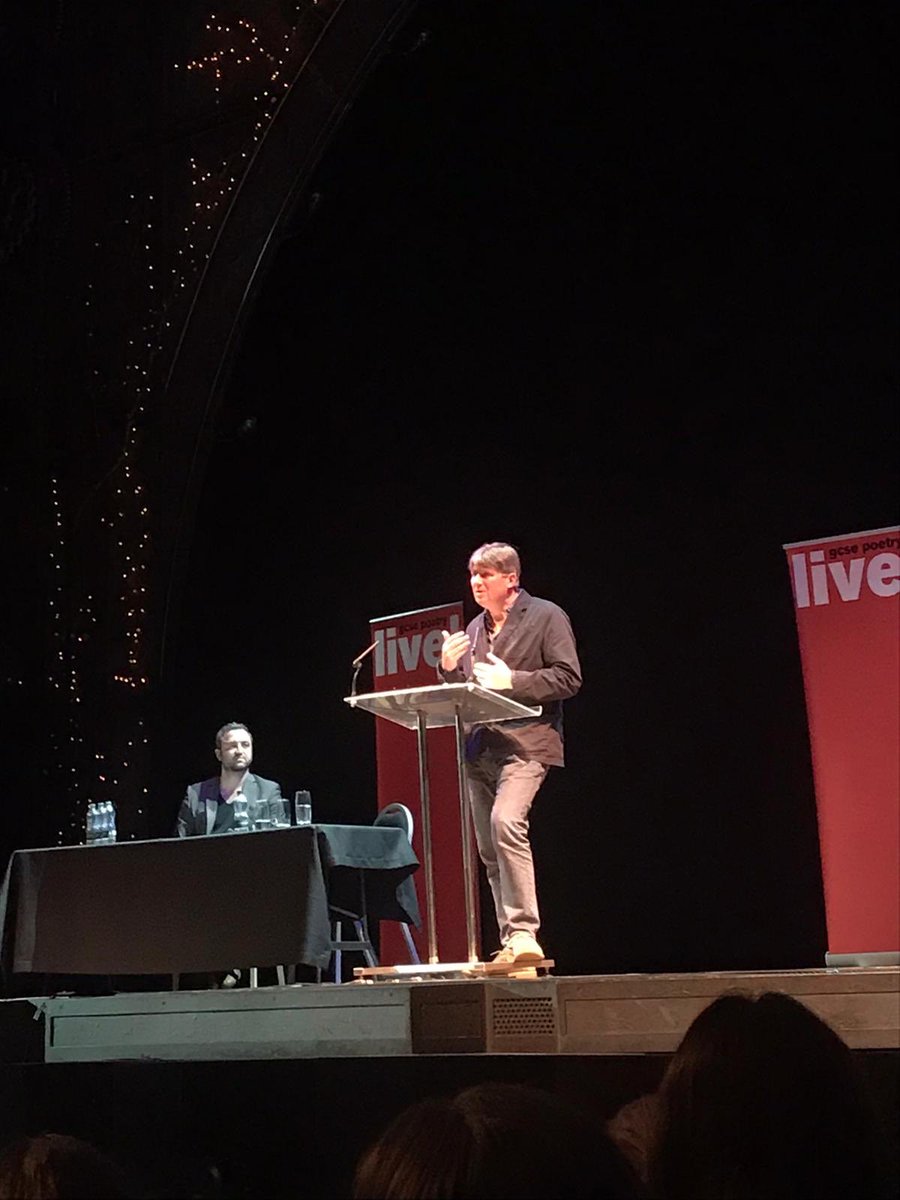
[175,773,283,837]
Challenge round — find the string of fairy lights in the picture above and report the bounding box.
[51,4,326,845]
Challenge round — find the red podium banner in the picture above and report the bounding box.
[784,525,900,964]
[368,601,475,964]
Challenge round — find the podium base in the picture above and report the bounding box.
[352,959,555,983]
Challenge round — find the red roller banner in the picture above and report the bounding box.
[784,525,900,965]
[367,601,476,965]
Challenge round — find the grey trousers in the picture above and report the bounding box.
[466,753,548,946]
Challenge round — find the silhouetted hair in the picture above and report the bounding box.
[606,1092,661,1187]
[0,1133,132,1199]
[468,542,521,579]
[215,721,251,749]
[646,989,892,1200]
[352,1080,641,1199]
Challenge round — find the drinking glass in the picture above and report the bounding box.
[294,790,312,826]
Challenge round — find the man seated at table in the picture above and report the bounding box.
[175,721,285,989]
[175,721,283,837]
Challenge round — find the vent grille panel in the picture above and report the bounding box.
[492,996,556,1037]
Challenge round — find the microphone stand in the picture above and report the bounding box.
[349,640,378,699]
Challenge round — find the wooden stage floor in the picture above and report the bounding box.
[6,964,897,1064]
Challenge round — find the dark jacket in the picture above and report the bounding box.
[439,588,581,766]
[175,773,283,837]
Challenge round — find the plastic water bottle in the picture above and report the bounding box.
[232,791,248,832]
[97,802,110,842]
[86,802,97,845]
[93,802,105,843]
[107,801,117,844]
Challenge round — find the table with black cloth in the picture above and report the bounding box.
[0,824,420,990]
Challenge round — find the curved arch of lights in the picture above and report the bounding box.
[14,0,418,846]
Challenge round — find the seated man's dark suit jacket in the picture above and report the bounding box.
[175,773,283,837]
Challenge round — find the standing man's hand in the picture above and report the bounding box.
[474,652,513,691]
[441,629,471,671]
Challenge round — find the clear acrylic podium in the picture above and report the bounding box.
[344,682,541,966]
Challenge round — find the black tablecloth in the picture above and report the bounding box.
[0,824,419,984]
[315,823,421,928]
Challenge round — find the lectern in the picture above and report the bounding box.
[344,682,541,965]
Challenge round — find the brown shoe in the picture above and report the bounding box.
[494,932,544,963]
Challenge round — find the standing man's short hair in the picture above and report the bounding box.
[468,542,521,578]
[215,721,251,749]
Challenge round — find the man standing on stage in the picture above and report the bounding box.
[440,542,582,964]
[175,721,283,838]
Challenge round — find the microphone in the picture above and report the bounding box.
[352,640,378,670]
[350,639,378,698]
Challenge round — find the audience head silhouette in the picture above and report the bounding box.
[645,989,892,1200]
[0,1132,132,1199]
[352,1079,642,1199]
